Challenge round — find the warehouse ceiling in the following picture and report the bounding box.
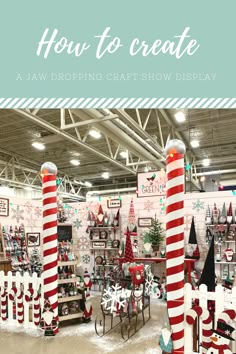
[0,108,235,200]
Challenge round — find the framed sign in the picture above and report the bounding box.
[27,232,40,247]
[0,198,9,217]
[92,241,106,248]
[57,224,72,242]
[137,170,166,198]
[138,218,153,227]
[107,198,122,208]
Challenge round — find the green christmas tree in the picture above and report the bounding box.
[30,245,42,276]
[147,214,165,247]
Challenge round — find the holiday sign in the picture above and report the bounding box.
[137,170,166,198]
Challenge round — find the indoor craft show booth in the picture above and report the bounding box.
[0,108,236,354]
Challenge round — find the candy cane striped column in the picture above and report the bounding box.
[186,306,212,352]
[0,287,7,321]
[165,139,186,354]
[41,162,58,334]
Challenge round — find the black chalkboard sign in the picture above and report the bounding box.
[57,224,72,242]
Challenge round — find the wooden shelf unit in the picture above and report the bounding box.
[58,294,82,303]
[59,313,83,322]
[57,238,86,324]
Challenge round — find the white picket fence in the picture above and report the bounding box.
[184,283,236,354]
[0,271,42,329]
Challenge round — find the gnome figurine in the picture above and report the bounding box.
[206,205,212,225]
[108,211,114,227]
[96,205,104,226]
[227,203,233,224]
[113,209,120,227]
[84,268,92,290]
[83,292,92,323]
[104,211,109,226]
[40,298,58,336]
[219,203,227,224]
[213,203,219,224]
[143,233,153,257]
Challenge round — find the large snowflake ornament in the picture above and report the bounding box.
[24,201,33,214]
[78,236,90,251]
[11,205,24,223]
[101,284,129,313]
[73,218,82,230]
[145,273,154,296]
[144,200,154,212]
[82,254,90,264]
[192,199,205,212]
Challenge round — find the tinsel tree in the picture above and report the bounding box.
[30,244,42,275]
[146,214,165,247]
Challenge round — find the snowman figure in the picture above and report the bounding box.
[206,320,235,354]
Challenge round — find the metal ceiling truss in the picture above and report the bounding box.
[13,108,200,190]
[0,150,85,200]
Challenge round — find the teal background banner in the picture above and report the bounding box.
[0,1,235,99]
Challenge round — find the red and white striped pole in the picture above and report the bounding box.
[41,162,58,334]
[165,139,186,354]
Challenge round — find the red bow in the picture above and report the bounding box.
[211,342,229,354]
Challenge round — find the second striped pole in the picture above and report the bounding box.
[165,139,186,354]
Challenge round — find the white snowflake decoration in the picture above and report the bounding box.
[184,213,192,232]
[192,199,205,212]
[101,284,129,313]
[144,200,154,212]
[78,236,90,251]
[24,201,33,214]
[82,254,90,264]
[11,205,24,223]
[73,218,82,229]
[145,273,154,296]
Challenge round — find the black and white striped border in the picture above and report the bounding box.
[0,97,236,108]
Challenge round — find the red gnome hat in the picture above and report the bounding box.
[96,204,104,226]
[124,228,134,263]
[125,199,137,236]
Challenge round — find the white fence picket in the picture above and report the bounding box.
[0,271,42,329]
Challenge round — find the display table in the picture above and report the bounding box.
[116,257,197,283]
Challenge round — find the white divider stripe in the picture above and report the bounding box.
[1,97,236,108]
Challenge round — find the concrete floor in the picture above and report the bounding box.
[0,294,166,354]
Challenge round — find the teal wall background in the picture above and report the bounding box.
[0,1,235,98]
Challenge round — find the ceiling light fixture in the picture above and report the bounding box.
[32,142,45,150]
[89,129,101,139]
[70,159,80,166]
[202,158,210,167]
[200,176,206,182]
[102,172,109,179]
[24,186,33,191]
[120,151,128,158]
[174,111,186,123]
[190,140,200,148]
[84,181,92,187]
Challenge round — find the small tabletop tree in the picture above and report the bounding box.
[147,214,165,250]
